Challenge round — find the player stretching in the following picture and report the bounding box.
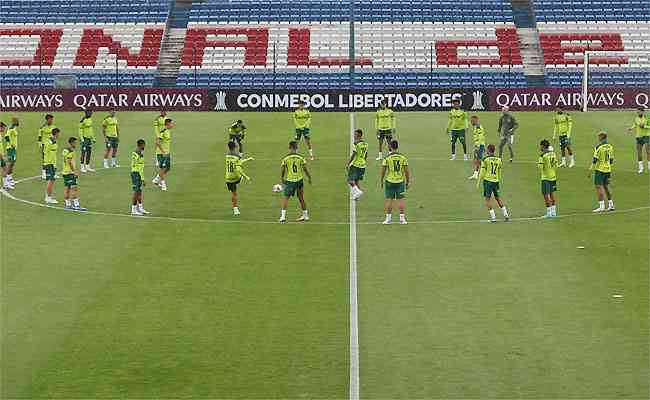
[152,118,173,191]
[61,137,86,211]
[102,111,120,168]
[3,117,19,189]
[538,139,558,218]
[38,114,56,179]
[43,128,60,204]
[347,129,368,200]
[497,106,518,162]
[154,110,167,164]
[294,101,314,160]
[280,140,312,223]
[375,100,395,160]
[628,107,649,174]
[468,115,486,180]
[0,123,8,190]
[591,132,615,213]
[225,141,254,215]
[380,140,410,225]
[131,139,150,216]
[476,144,510,222]
[228,119,247,155]
[553,106,575,167]
[78,110,96,173]
[446,98,468,160]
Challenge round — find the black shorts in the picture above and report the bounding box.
[227,178,241,192]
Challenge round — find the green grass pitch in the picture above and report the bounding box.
[1,110,648,398]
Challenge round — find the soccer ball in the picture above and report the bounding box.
[272,184,284,193]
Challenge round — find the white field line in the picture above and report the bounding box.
[348,112,360,400]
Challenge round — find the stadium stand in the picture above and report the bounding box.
[0,0,648,89]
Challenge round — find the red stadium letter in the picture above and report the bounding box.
[0,28,62,67]
[435,27,521,66]
[287,28,372,67]
[73,28,163,67]
[182,28,269,67]
[539,33,626,65]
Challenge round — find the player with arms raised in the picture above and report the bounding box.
[348,129,368,200]
[380,140,410,225]
[375,100,395,160]
[553,106,575,167]
[538,139,558,218]
[152,118,173,191]
[279,141,312,223]
[446,98,468,161]
[628,107,649,174]
[293,101,314,160]
[590,132,615,213]
[476,144,510,222]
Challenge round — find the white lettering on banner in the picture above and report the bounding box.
[636,93,649,108]
[0,94,64,109]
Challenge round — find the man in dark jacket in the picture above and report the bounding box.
[497,106,518,162]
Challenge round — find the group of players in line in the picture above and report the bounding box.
[0,101,647,222]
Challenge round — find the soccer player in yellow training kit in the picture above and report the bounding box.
[102,110,120,168]
[477,144,510,223]
[375,100,396,160]
[38,114,56,179]
[228,119,247,155]
[152,118,173,191]
[538,139,558,218]
[348,129,368,200]
[553,106,575,167]
[280,140,312,223]
[380,140,410,225]
[225,141,254,216]
[78,109,96,173]
[293,101,314,160]
[628,107,649,174]
[590,132,615,213]
[43,128,60,204]
[61,137,86,211]
[154,110,167,164]
[131,139,150,216]
[446,98,469,161]
[0,122,8,190]
[3,117,19,190]
[468,115,486,180]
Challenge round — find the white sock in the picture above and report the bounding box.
[489,209,496,220]
[103,158,108,164]
[399,213,406,221]
[639,161,644,170]
[647,161,650,170]
[561,156,566,164]
[608,199,614,208]
[546,207,552,216]
[303,209,309,217]
[73,198,80,207]
[551,205,557,216]
[599,200,605,209]
[7,174,12,181]
[501,206,509,218]
[280,209,287,219]
[138,203,145,211]
[385,213,392,221]
[378,152,382,158]
[112,157,117,165]
[132,205,138,213]
[309,149,313,156]
[65,199,71,207]
[160,180,166,186]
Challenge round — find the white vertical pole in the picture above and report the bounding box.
[582,51,590,113]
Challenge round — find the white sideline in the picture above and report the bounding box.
[348,112,360,400]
